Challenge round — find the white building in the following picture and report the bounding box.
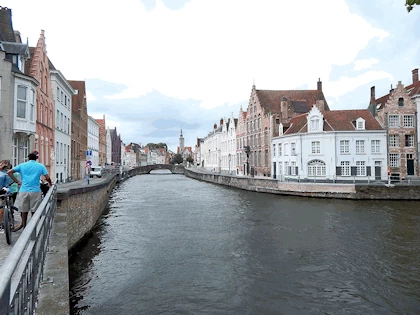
[87,116,100,166]
[106,127,112,165]
[202,119,223,171]
[221,113,238,174]
[50,67,74,183]
[271,106,388,182]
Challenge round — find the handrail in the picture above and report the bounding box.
[0,180,58,315]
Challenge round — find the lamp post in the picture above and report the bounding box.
[228,153,231,174]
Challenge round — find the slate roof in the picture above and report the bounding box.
[0,41,28,55]
[256,89,329,114]
[284,109,383,135]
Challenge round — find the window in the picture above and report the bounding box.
[398,97,404,107]
[311,141,320,154]
[388,115,399,127]
[356,140,365,154]
[307,160,326,177]
[57,87,60,100]
[278,144,282,156]
[272,144,276,157]
[356,118,365,130]
[403,115,414,127]
[341,161,350,176]
[390,154,399,167]
[285,161,289,175]
[275,118,280,124]
[356,161,366,176]
[310,118,320,131]
[17,85,27,118]
[371,140,380,153]
[291,161,296,175]
[405,135,414,147]
[29,89,35,121]
[291,143,296,155]
[278,162,283,175]
[264,131,268,145]
[389,135,399,147]
[264,150,268,166]
[340,140,350,154]
[284,143,289,156]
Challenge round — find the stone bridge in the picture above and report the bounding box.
[132,164,185,175]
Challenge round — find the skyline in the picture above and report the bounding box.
[2,0,420,152]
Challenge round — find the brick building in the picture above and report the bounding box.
[242,80,329,177]
[95,115,107,166]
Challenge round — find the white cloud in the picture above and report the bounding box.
[354,58,380,71]
[4,0,389,111]
[85,90,96,102]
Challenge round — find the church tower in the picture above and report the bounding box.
[179,128,185,154]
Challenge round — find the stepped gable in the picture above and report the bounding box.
[255,89,329,114]
[284,109,382,135]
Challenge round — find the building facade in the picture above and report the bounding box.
[87,115,100,166]
[221,113,237,174]
[95,115,107,166]
[271,106,388,181]
[50,63,74,182]
[202,120,223,171]
[26,31,55,175]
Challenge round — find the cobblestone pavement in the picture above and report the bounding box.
[0,176,108,267]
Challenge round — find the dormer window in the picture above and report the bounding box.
[356,118,365,130]
[310,117,320,131]
[398,97,404,107]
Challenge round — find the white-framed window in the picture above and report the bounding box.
[272,144,276,157]
[390,154,400,167]
[341,161,350,176]
[340,140,350,154]
[310,117,320,131]
[388,115,399,127]
[405,135,414,147]
[291,143,296,155]
[356,118,365,130]
[371,140,380,154]
[356,161,366,176]
[291,161,296,175]
[284,143,289,156]
[17,85,27,118]
[285,161,289,175]
[356,140,365,154]
[29,89,35,121]
[311,141,320,154]
[307,160,326,177]
[278,162,283,176]
[389,135,399,147]
[278,143,282,156]
[403,115,414,127]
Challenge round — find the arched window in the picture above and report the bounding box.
[307,160,326,177]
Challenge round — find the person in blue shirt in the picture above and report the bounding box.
[7,153,52,229]
[0,160,13,230]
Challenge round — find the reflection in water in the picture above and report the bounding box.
[70,175,420,314]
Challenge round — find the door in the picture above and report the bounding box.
[407,155,415,176]
[273,162,276,179]
[375,161,381,180]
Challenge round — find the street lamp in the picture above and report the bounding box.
[228,153,231,174]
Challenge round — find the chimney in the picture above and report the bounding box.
[317,78,322,91]
[220,118,223,125]
[370,86,375,102]
[214,123,217,130]
[390,84,393,93]
[0,6,16,42]
[413,68,419,84]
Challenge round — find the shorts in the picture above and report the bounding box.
[14,192,42,213]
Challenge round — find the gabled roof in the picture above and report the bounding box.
[374,80,420,110]
[284,109,383,135]
[256,89,329,114]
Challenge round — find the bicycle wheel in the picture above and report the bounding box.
[4,205,12,245]
[11,206,22,232]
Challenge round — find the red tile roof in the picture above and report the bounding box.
[284,109,383,135]
[374,80,420,109]
[256,89,329,114]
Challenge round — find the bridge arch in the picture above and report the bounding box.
[134,164,185,175]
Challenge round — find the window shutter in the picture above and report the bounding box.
[336,166,341,176]
[351,166,357,176]
[366,166,371,176]
[295,167,298,175]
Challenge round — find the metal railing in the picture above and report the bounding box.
[0,180,57,315]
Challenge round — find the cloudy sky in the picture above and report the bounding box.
[3,0,420,151]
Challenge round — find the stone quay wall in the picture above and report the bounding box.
[184,168,420,200]
[57,174,120,250]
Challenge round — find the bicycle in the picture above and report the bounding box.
[1,187,22,245]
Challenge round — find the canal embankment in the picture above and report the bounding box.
[184,168,420,200]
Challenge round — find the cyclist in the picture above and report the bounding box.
[0,160,13,232]
[7,153,52,229]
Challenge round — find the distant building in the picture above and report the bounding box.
[87,115,100,166]
[95,115,107,166]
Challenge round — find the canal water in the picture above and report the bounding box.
[69,172,420,314]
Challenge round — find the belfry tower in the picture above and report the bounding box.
[179,128,184,154]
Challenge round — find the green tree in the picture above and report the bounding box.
[406,0,420,12]
[146,142,167,149]
[186,155,194,164]
[171,154,183,164]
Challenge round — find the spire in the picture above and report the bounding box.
[180,128,183,137]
